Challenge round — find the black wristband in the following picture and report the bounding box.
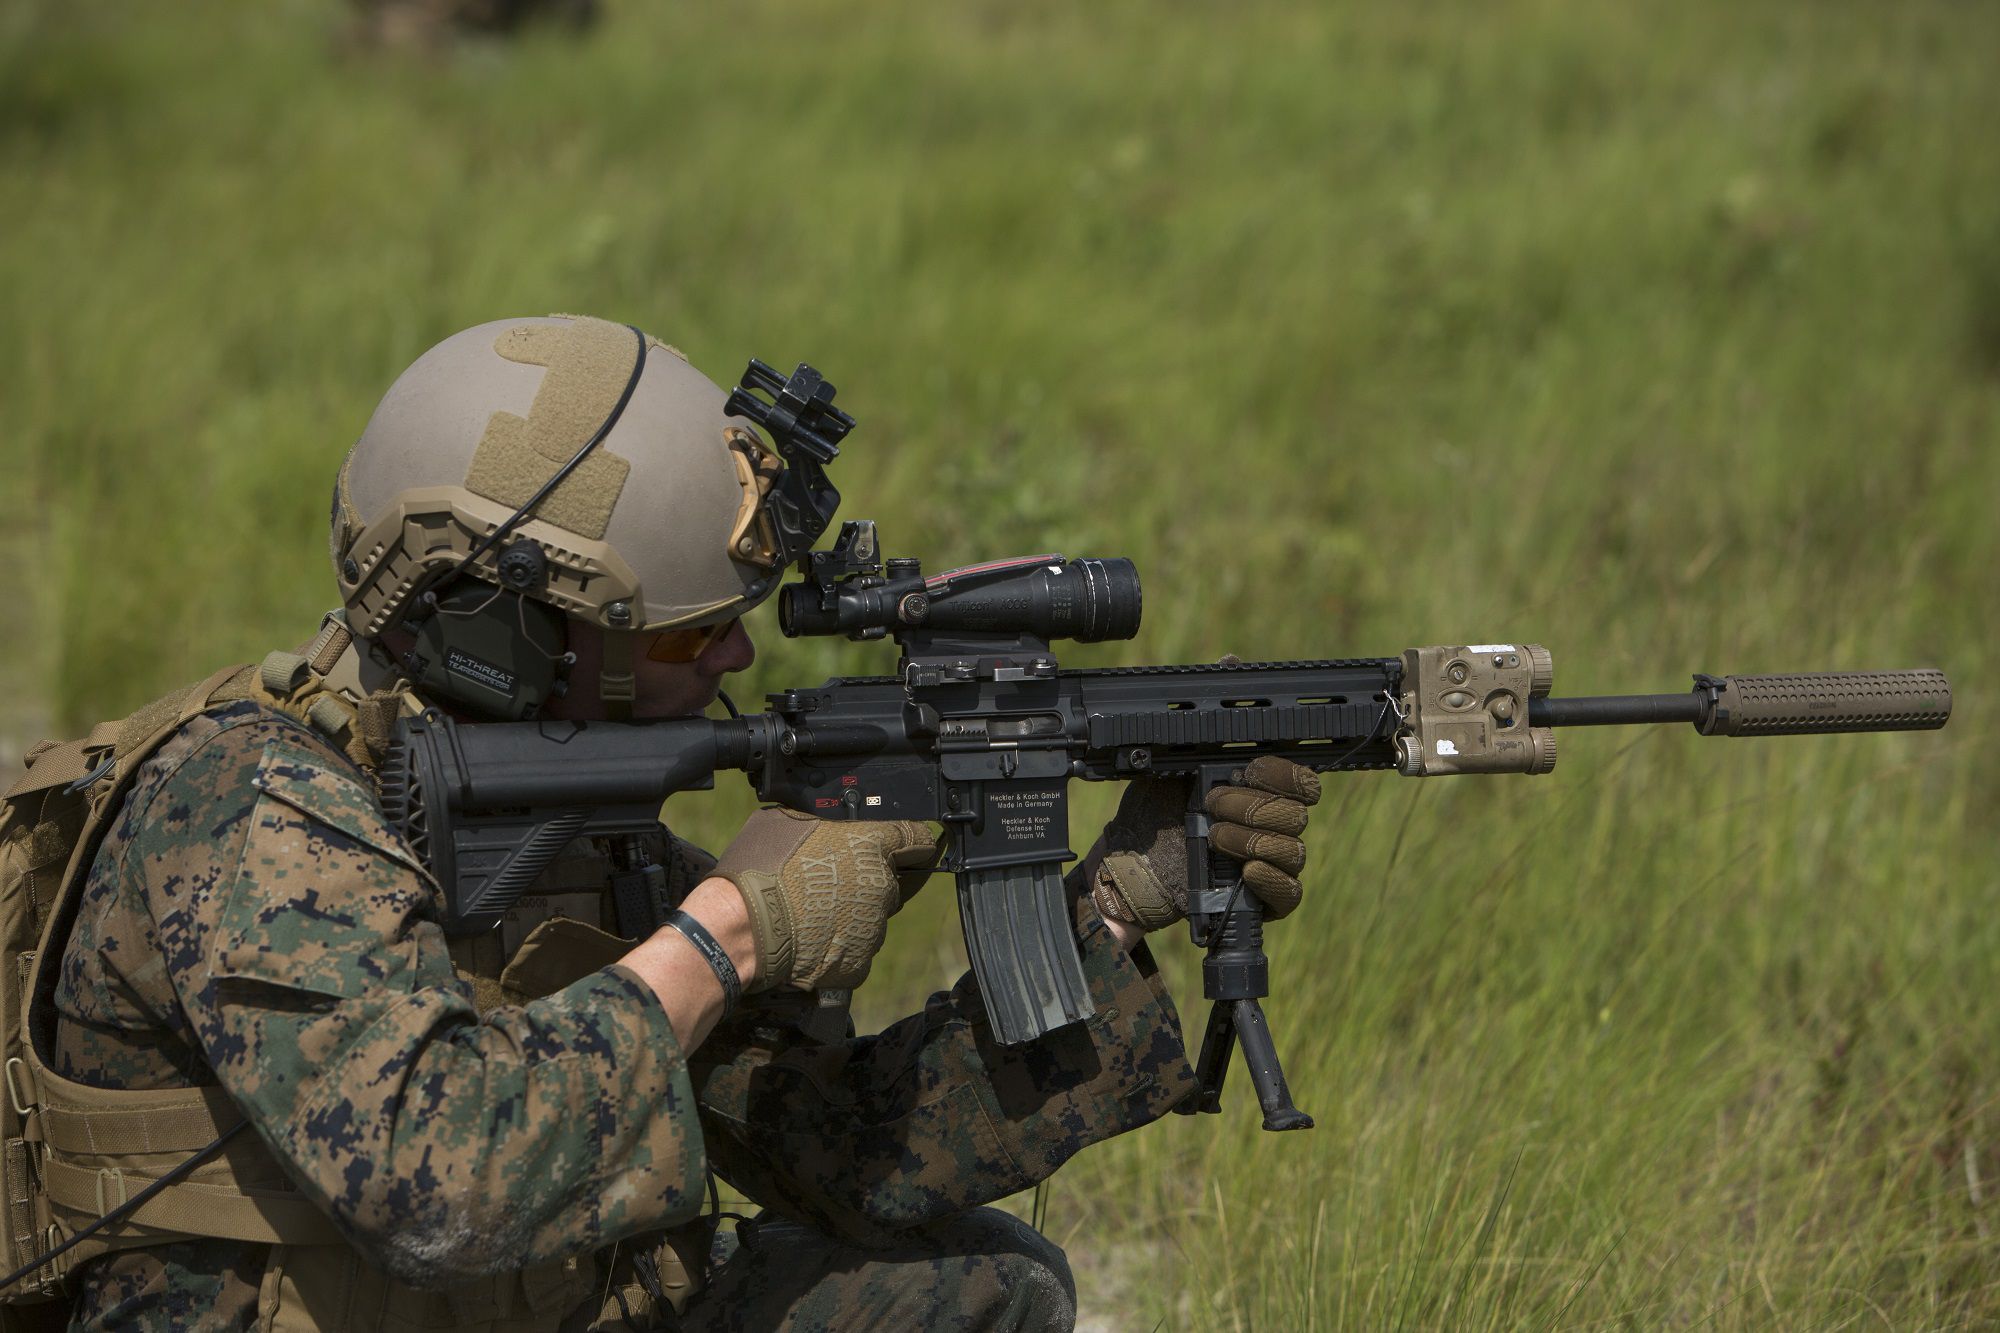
[666,910,743,1015]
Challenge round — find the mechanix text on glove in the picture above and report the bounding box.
[710,809,941,991]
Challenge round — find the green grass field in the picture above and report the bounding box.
[4,1,1995,1325]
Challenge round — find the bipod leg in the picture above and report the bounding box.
[1229,998,1313,1131]
[1188,999,1238,1113]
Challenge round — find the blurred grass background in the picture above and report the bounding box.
[3,0,1996,1325]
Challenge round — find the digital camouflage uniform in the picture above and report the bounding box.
[49,696,1196,1330]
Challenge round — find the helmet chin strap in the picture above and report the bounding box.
[599,628,638,722]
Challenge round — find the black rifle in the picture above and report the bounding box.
[380,517,1951,1132]
[381,360,1953,1131]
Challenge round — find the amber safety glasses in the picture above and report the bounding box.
[644,619,738,664]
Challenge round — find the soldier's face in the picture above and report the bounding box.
[542,617,757,720]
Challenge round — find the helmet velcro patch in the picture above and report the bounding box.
[462,317,635,541]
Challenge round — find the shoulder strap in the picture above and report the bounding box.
[2,723,120,801]
[110,664,258,782]
[5,661,255,805]
[250,616,410,774]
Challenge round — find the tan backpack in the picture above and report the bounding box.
[0,631,676,1331]
[0,665,341,1325]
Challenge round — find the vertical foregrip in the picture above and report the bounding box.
[1183,770,1315,1129]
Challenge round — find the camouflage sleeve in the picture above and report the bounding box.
[121,708,705,1287]
[690,880,1195,1244]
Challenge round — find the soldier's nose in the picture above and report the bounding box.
[699,621,756,676]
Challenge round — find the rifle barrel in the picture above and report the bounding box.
[1530,694,1705,727]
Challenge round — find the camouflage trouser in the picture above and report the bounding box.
[673,1208,1075,1332]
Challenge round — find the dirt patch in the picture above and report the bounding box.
[1069,1233,1179,1332]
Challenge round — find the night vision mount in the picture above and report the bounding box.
[723,360,853,569]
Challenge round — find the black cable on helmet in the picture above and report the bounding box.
[391,322,650,685]
[450,323,650,582]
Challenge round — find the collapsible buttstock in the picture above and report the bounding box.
[442,810,589,932]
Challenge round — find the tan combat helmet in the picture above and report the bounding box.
[330,315,841,719]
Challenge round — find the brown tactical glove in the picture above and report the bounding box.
[1089,755,1322,932]
[710,809,942,992]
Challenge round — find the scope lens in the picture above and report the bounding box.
[1070,557,1143,641]
[776,583,817,637]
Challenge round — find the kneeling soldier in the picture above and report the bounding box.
[33,315,1319,1330]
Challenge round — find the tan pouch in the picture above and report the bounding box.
[497,918,629,1005]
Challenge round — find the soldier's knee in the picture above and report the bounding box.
[948,1207,1077,1333]
[701,1208,1076,1331]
